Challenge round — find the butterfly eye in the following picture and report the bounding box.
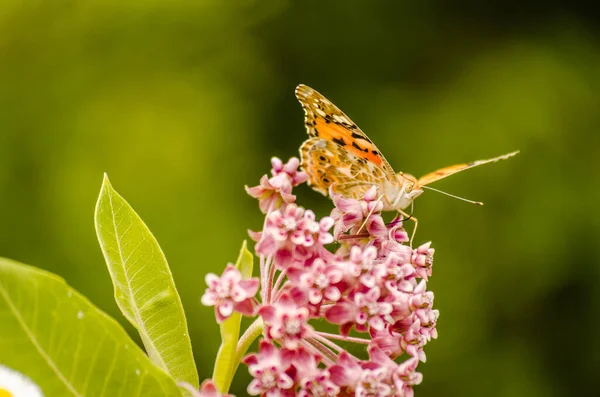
[405,183,414,193]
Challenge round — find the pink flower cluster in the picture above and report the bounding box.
[201,157,438,396]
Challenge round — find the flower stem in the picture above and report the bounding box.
[316,331,371,344]
[266,260,276,303]
[233,318,264,375]
[270,269,287,302]
[311,332,344,353]
[304,337,338,365]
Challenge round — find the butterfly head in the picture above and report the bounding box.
[391,172,423,210]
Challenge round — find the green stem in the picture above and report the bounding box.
[232,318,264,377]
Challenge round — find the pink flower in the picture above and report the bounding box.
[258,291,314,349]
[178,380,234,397]
[356,367,393,396]
[393,357,423,397]
[294,349,340,397]
[349,245,379,288]
[411,242,434,280]
[412,306,439,342]
[388,217,410,243]
[329,186,384,239]
[246,157,308,214]
[329,352,364,390]
[353,287,394,332]
[326,286,393,334]
[245,174,296,214]
[408,280,434,311]
[273,205,320,247]
[368,347,423,396]
[317,216,335,245]
[381,254,417,294]
[256,203,333,268]
[286,258,342,306]
[243,341,295,396]
[369,329,404,359]
[399,320,427,362]
[270,157,309,186]
[201,265,259,323]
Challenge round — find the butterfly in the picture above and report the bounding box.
[296,84,518,240]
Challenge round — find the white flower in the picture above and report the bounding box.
[0,365,44,397]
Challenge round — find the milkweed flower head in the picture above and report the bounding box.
[202,157,438,396]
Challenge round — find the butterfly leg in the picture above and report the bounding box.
[399,209,418,247]
[357,194,384,234]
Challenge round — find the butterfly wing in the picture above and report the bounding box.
[417,150,519,186]
[300,137,382,198]
[296,84,397,197]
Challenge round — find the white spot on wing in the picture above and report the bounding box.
[333,114,350,124]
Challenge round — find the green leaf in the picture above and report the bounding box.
[0,258,180,397]
[234,240,254,279]
[94,174,198,393]
[212,241,254,393]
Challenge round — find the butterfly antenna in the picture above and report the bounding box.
[422,185,484,205]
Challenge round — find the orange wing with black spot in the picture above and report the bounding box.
[296,84,397,197]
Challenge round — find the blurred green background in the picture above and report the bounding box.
[1,1,599,396]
